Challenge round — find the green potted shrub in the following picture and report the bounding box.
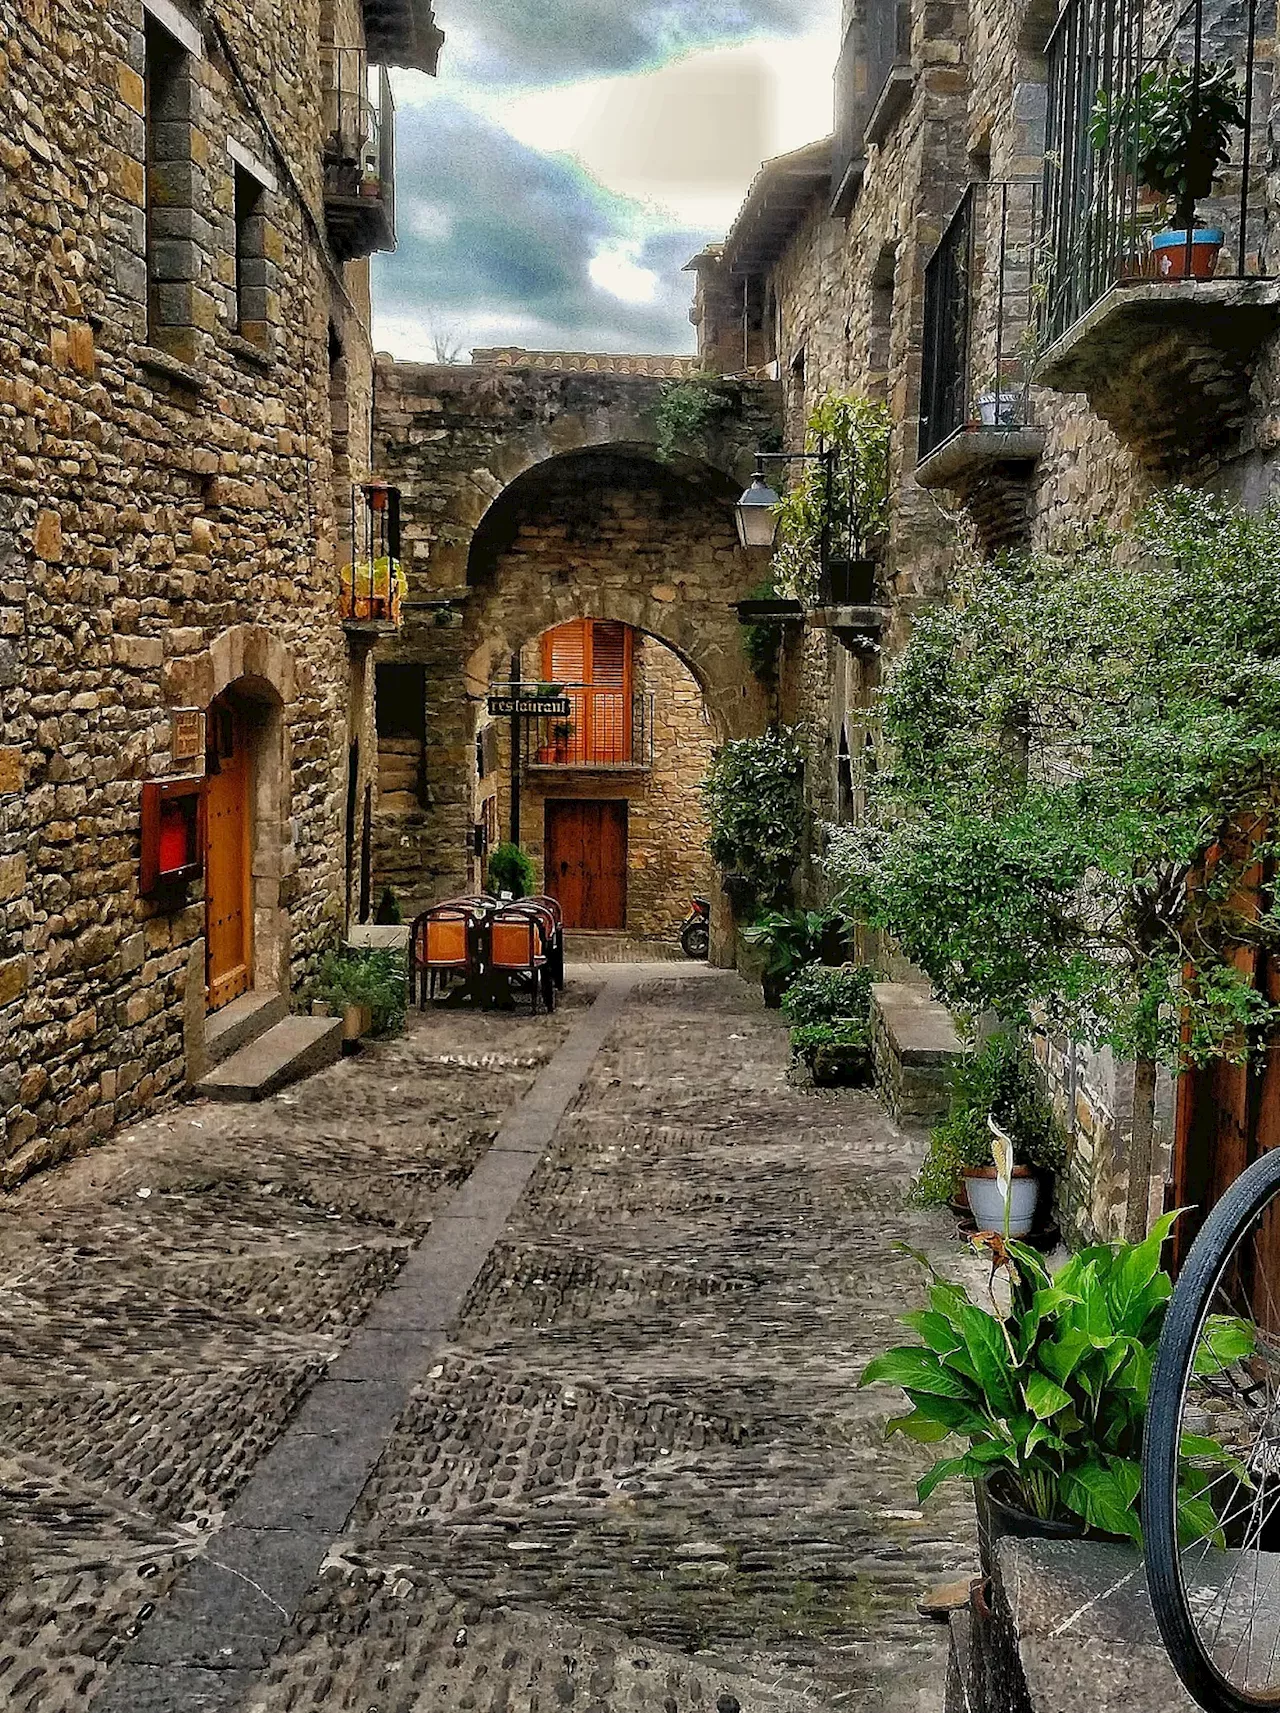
[860,1216,1249,1574]
[1089,58,1245,278]
[487,840,535,898]
[741,908,846,1007]
[702,727,805,913]
[912,1034,1064,1235]
[782,962,875,1085]
[311,946,408,1046]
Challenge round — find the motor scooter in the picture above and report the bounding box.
[680,894,710,959]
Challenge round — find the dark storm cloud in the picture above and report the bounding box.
[439,0,829,84]
[373,98,711,354]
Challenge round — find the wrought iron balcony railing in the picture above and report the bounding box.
[919,181,1040,462]
[340,482,403,631]
[1038,0,1272,351]
[321,46,396,262]
[530,690,655,770]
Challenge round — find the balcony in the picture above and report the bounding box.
[1034,0,1279,470]
[322,48,396,263]
[807,558,889,649]
[340,483,403,636]
[916,181,1046,552]
[527,690,655,774]
[831,0,912,216]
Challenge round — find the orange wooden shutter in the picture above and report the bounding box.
[538,621,633,762]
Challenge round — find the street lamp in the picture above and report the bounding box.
[734,446,835,555]
[734,472,782,549]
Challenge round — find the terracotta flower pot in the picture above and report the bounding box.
[1151,228,1224,280]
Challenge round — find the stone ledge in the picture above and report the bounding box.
[130,342,211,395]
[949,1539,1197,1712]
[1034,279,1280,472]
[915,425,1046,489]
[870,981,963,1121]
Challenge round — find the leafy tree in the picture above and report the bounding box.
[772,393,891,603]
[826,490,1280,1237]
[702,726,805,905]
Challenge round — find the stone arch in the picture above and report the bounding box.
[455,444,767,742]
[162,624,297,1078]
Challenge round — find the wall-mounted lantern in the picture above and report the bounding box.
[735,441,881,608]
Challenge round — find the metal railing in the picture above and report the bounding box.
[531,691,655,769]
[339,482,402,626]
[320,46,396,232]
[919,181,1040,460]
[1038,0,1272,349]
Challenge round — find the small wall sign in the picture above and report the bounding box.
[141,775,206,897]
[171,708,206,769]
[487,694,571,719]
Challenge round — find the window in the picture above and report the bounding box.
[539,620,634,765]
[144,14,196,352]
[376,664,427,813]
[233,165,266,338]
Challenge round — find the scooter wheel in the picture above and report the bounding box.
[681,920,709,960]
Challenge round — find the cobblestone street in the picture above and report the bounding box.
[0,966,977,1712]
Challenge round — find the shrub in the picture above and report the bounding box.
[653,373,732,461]
[487,841,535,898]
[741,908,844,983]
[782,962,873,1028]
[312,947,407,1037]
[702,727,805,905]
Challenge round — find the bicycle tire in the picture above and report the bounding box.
[1143,1146,1280,1712]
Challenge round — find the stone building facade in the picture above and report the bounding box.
[692,0,1276,1238]
[0,0,439,1180]
[368,355,778,924]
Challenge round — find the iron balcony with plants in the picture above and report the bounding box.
[321,45,397,261]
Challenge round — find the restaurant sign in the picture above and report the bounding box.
[487,694,572,718]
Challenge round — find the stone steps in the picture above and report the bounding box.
[196,1015,344,1102]
[204,989,289,1070]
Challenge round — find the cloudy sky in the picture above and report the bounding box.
[371,0,842,361]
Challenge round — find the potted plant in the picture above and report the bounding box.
[910,1034,1064,1235]
[486,840,535,899]
[783,962,875,1085]
[550,719,574,763]
[741,909,848,1007]
[859,1214,1249,1575]
[973,373,1024,429]
[1089,58,1245,279]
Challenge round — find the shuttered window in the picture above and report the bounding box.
[540,620,633,763]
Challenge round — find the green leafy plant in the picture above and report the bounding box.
[741,909,844,982]
[914,1034,1065,1207]
[860,1216,1249,1542]
[702,726,805,905]
[312,947,407,1037]
[782,961,873,1028]
[1089,59,1244,229]
[653,373,734,461]
[772,394,892,603]
[740,579,784,683]
[824,490,1280,1237]
[789,1018,870,1067]
[487,840,535,898]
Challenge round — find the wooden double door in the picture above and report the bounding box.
[205,694,253,1011]
[545,800,627,930]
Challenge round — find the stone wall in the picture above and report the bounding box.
[0,0,388,1181]
[370,359,780,920]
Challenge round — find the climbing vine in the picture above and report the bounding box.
[653,373,735,462]
[703,726,805,905]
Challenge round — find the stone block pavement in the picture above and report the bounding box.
[0,964,982,1712]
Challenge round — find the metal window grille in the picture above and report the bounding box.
[1039,0,1272,350]
[919,188,975,459]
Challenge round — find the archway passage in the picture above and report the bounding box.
[476,617,717,942]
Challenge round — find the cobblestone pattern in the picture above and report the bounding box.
[250,972,981,1713]
[0,996,582,1712]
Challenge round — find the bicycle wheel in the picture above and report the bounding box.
[1144,1147,1280,1711]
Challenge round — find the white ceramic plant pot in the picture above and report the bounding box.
[976,391,1021,428]
[964,1166,1040,1237]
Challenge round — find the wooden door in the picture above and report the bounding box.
[545,800,627,929]
[205,696,253,1010]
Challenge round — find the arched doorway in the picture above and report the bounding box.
[203,682,283,1011]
